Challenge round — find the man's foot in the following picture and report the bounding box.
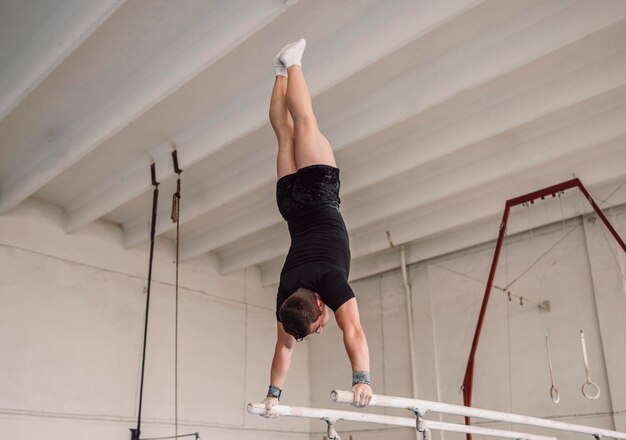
[273,43,290,77]
[279,38,306,69]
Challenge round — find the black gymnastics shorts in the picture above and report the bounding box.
[276,164,341,221]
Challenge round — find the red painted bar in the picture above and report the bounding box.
[461,178,625,440]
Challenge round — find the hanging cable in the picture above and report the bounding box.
[131,163,160,440]
[594,180,626,281]
[578,179,626,281]
[429,258,542,308]
[525,202,552,321]
[592,179,626,208]
[504,219,579,292]
[171,149,183,440]
[597,221,626,281]
[557,191,566,231]
[525,200,560,404]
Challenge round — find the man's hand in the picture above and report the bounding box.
[261,396,279,418]
[336,299,372,408]
[351,382,372,408]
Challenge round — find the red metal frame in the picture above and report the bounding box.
[462,178,625,440]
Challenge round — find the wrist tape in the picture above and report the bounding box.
[267,385,282,400]
[352,371,371,386]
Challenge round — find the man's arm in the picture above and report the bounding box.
[270,322,295,388]
[262,322,295,416]
[334,297,373,407]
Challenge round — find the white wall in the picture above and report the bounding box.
[0,199,311,439]
[309,205,626,440]
[2,198,624,440]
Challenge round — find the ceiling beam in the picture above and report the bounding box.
[124,0,626,249]
[342,44,626,197]
[178,46,626,260]
[261,167,626,286]
[0,0,296,216]
[180,203,279,261]
[347,174,626,283]
[343,102,626,233]
[0,0,124,122]
[220,226,288,276]
[119,0,488,246]
[346,146,626,264]
[220,134,626,274]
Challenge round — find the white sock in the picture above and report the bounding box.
[274,63,288,77]
[273,43,290,77]
[279,38,306,68]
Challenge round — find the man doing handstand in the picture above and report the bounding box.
[262,38,373,415]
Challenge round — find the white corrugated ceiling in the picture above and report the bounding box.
[1,0,625,286]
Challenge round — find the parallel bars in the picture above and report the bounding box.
[247,402,555,440]
[332,390,626,439]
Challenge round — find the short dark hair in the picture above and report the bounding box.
[279,288,321,341]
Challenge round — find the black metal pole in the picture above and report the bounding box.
[171,149,182,440]
[132,163,160,440]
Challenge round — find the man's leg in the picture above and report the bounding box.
[285,65,336,169]
[269,75,296,179]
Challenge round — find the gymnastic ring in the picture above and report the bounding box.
[582,381,601,400]
[550,385,560,404]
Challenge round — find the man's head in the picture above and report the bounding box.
[279,288,329,340]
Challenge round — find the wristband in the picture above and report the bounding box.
[352,371,371,386]
[267,385,282,400]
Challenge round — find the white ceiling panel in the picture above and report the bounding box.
[1,0,624,284]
